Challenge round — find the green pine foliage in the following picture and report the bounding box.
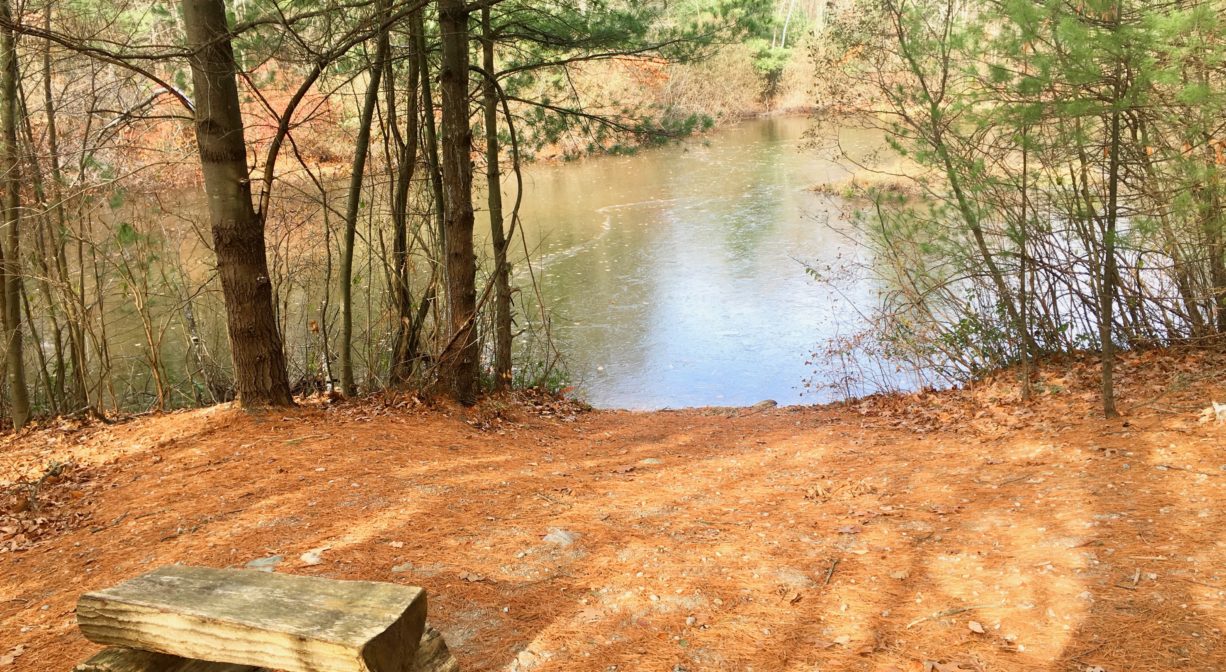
[815,0,1226,405]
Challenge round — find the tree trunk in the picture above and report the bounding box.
[0,0,30,428]
[482,7,512,390]
[417,9,446,266]
[1100,23,1123,419]
[437,0,479,404]
[43,1,88,412]
[181,0,293,407]
[339,7,390,396]
[780,0,798,49]
[389,13,422,387]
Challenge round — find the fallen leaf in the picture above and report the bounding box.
[968,620,985,634]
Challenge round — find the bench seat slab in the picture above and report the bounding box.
[76,566,426,672]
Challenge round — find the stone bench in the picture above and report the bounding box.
[73,565,459,672]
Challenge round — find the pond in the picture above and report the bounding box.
[511,116,889,409]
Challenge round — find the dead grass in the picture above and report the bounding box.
[2,350,1225,672]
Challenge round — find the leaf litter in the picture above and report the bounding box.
[0,350,1224,671]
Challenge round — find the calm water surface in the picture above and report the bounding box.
[510,117,885,409]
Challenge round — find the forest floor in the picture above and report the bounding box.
[2,350,1225,672]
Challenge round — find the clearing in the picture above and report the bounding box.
[2,351,1225,672]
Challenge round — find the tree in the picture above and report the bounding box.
[181,0,293,407]
[338,0,391,396]
[387,10,424,388]
[0,0,29,428]
[482,5,513,390]
[437,0,479,403]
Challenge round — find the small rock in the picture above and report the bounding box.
[752,400,778,411]
[543,528,578,547]
[890,570,910,580]
[685,616,697,627]
[388,541,404,549]
[968,621,985,634]
[245,555,283,572]
[299,546,330,566]
[391,561,415,573]
[639,458,663,465]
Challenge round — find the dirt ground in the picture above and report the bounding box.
[2,350,1225,672]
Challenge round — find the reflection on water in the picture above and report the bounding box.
[508,117,885,409]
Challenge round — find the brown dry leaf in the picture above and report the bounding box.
[836,524,863,535]
[968,620,985,634]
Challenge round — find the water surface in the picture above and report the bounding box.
[511,117,885,408]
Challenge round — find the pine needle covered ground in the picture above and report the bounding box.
[2,350,1225,671]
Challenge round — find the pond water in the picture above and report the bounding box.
[511,116,889,409]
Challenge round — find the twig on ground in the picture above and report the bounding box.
[283,434,329,445]
[906,604,994,629]
[1114,567,1142,590]
[90,512,128,534]
[1155,464,1219,477]
[1177,577,1224,590]
[822,557,840,587]
[997,473,1033,487]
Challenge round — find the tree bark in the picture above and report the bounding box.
[339,6,390,396]
[388,13,422,387]
[181,0,292,407]
[437,0,479,404]
[482,7,512,390]
[0,0,30,428]
[1100,67,1122,418]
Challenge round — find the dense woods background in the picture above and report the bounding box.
[0,0,1222,427]
[0,0,821,425]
